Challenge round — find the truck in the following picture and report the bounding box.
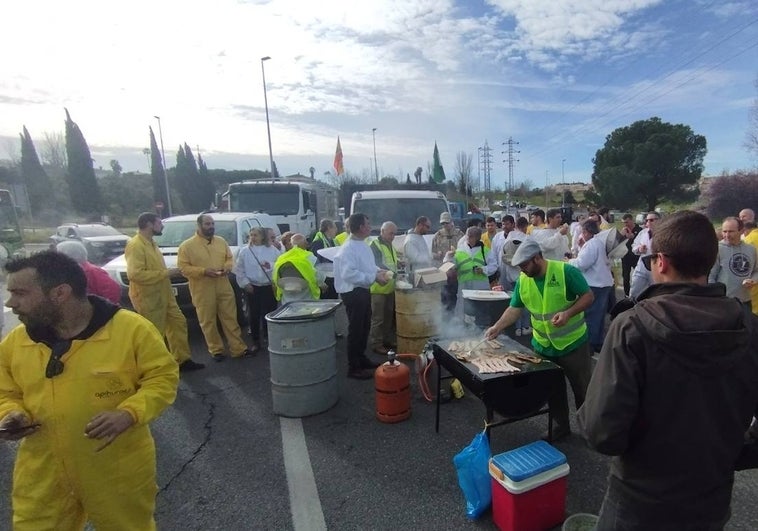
[223,176,340,237]
[349,189,450,252]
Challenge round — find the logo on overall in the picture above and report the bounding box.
[547,273,560,287]
[729,253,752,277]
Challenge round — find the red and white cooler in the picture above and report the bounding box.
[488,440,570,531]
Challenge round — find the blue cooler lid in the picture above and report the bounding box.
[491,440,567,482]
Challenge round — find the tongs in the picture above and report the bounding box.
[466,337,488,357]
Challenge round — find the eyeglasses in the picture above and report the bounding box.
[641,252,669,271]
[645,218,658,223]
[45,340,72,379]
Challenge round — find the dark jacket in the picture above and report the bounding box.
[577,282,758,526]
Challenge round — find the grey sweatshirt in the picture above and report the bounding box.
[708,240,758,302]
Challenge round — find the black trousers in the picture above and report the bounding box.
[244,285,276,344]
[341,288,372,369]
[621,254,639,296]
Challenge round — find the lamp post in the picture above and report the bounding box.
[561,159,566,207]
[372,127,378,183]
[261,56,276,179]
[153,115,172,217]
[545,170,549,210]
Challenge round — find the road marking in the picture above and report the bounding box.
[280,417,326,531]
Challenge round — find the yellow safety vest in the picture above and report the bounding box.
[519,260,586,351]
[312,231,334,248]
[455,245,489,283]
[335,232,349,245]
[272,247,320,301]
[370,238,397,294]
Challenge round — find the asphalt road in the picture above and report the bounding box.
[1,302,758,530]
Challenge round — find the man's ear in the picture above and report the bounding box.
[48,283,72,303]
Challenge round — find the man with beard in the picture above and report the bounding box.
[485,239,594,440]
[578,211,758,529]
[403,216,433,275]
[177,214,254,362]
[126,212,205,372]
[0,251,179,530]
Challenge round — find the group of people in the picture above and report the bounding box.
[484,207,758,529]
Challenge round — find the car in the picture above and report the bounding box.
[49,223,130,265]
[103,212,281,326]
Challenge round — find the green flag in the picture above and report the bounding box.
[432,142,446,183]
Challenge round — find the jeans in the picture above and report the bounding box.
[586,286,613,352]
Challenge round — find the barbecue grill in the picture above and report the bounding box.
[432,336,565,439]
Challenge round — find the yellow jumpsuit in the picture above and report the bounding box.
[0,309,179,531]
[745,228,758,314]
[125,233,191,365]
[177,233,248,356]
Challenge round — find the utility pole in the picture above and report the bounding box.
[561,159,566,207]
[545,170,549,210]
[478,141,492,192]
[372,128,379,183]
[502,137,520,193]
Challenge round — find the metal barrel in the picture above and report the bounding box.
[395,286,441,355]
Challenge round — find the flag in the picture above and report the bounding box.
[333,136,344,176]
[432,141,446,183]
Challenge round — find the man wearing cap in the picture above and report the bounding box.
[433,212,464,312]
[485,238,594,440]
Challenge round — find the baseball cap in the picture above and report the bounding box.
[510,238,542,266]
[439,212,452,224]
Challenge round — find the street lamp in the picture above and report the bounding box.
[153,115,172,217]
[561,159,566,207]
[372,128,378,183]
[261,56,276,179]
[545,170,549,210]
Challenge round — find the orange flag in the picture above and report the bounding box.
[333,136,344,176]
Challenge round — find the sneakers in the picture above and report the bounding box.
[515,328,523,337]
[347,367,374,380]
[211,354,225,363]
[359,357,381,370]
[179,359,206,372]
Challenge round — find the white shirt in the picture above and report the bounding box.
[632,228,653,256]
[570,222,583,255]
[235,245,281,287]
[490,230,510,264]
[403,230,432,270]
[532,227,570,261]
[334,237,379,293]
[568,235,614,288]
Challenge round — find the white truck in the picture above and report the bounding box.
[349,189,450,252]
[224,176,340,236]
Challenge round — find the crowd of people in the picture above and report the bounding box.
[2,205,758,528]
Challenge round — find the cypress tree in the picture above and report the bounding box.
[19,126,53,217]
[64,108,103,218]
[196,152,216,210]
[148,127,171,216]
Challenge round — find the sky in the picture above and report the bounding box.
[1,0,757,190]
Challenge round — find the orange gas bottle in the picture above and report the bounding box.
[375,351,411,423]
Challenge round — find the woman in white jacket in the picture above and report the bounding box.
[568,219,614,353]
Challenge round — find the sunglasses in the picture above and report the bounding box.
[45,340,72,379]
[641,252,669,271]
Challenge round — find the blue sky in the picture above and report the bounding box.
[1,0,756,189]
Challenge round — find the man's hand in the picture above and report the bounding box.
[167,267,181,277]
[0,411,40,441]
[559,224,569,236]
[204,268,225,277]
[551,311,569,327]
[484,325,500,341]
[84,410,134,452]
[243,284,255,293]
[375,270,389,285]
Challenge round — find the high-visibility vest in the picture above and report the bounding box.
[335,232,349,245]
[454,245,489,283]
[312,231,334,248]
[519,260,587,351]
[370,238,397,294]
[272,247,320,301]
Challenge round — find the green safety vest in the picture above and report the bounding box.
[454,245,489,283]
[519,260,587,351]
[312,231,334,248]
[335,232,349,245]
[272,247,320,301]
[370,238,397,295]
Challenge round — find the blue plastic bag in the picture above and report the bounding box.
[453,429,492,519]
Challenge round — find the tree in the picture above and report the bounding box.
[454,151,473,196]
[148,127,170,216]
[563,190,577,205]
[64,108,103,217]
[704,170,758,220]
[40,131,67,169]
[19,126,53,218]
[591,117,706,211]
[174,143,214,213]
[109,159,122,177]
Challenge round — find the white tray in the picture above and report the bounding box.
[461,289,511,301]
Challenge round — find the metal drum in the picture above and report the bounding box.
[395,286,441,355]
[266,300,342,417]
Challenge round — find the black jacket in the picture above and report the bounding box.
[577,282,758,526]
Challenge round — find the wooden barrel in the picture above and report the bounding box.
[395,286,442,355]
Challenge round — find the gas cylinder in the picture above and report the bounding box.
[375,350,411,423]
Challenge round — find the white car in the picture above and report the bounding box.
[103,212,281,324]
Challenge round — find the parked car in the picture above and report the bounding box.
[49,223,129,265]
[103,212,281,326]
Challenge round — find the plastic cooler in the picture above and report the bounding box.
[488,440,570,531]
